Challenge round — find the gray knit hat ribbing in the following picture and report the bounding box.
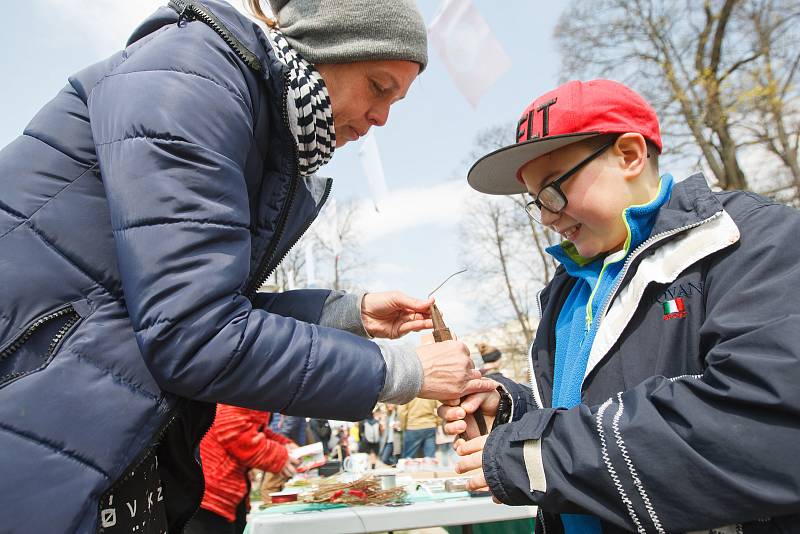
[267,0,428,71]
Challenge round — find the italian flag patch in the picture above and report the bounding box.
[663,298,687,320]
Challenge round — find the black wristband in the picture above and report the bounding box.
[492,385,513,429]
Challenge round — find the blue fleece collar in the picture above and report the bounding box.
[546,174,674,271]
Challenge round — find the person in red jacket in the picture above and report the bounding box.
[186,404,300,534]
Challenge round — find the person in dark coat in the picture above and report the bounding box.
[308,418,332,455]
[0,1,493,531]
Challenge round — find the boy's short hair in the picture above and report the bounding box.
[581,133,660,174]
[468,79,662,195]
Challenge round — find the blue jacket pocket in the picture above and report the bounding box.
[0,300,86,388]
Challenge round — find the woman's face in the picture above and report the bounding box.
[316,59,420,147]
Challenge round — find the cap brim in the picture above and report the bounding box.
[467,132,601,195]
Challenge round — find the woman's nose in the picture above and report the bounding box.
[367,103,390,127]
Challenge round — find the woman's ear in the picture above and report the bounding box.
[614,133,648,180]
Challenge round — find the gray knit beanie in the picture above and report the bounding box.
[267,0,428,71]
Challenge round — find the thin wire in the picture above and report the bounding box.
[427,269,468,298]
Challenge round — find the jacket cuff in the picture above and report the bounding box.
[493,385,514,428]
[483,422,516,503]
[484,408,557,506]
[377,344,423,404]
[492,375,535,421]
[318,290,371,338]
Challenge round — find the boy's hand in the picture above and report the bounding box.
[454,434,498,501]
[416,341,496,400]
[438,389,500,440]
[361,292,433,339]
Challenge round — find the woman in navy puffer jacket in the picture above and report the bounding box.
[0,1,490,531]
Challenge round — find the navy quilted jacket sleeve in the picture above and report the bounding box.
[88,22,385,419]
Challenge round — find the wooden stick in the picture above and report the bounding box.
[429,304,488,440]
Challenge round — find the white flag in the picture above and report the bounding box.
[304,241,316,287]
[428,0,512,108]
[358,132,388,212]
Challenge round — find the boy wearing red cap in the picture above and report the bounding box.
[440,79,800,533]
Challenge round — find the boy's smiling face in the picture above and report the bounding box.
[519,134,658,259]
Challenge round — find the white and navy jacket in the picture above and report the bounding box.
[486,174,800,534]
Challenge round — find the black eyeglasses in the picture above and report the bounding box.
[524,138,617,223]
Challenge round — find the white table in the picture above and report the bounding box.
[247,496,536,534]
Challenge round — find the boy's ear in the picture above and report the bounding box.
[614,133,648,180]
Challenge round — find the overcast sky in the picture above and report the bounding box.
[0,1,564,337]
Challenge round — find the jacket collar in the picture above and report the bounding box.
[130,0,283,82]
[535,173,740,391]
[649,173,722,236]
[547,174,674,277]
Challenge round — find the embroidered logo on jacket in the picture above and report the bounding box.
[662,297,687,320]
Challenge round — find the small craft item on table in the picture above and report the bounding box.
[306,474,407,505]
[269,491,299,504]
[260,473,408,508]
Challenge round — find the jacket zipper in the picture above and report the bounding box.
[130,4,310,529]
[526,341,543,410]
[168,0,263,72]
[0,304,80,384]
[244,68,302,299]
[166,0,322,299]
[252,177,332,297]
[580,212,722,388]
[530,215,721,533]
[536,507,548,534]
[525,290,546,411]
[594,211,721,335]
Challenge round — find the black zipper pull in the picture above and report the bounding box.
[178,6,194,28]
[169,0,194,27]
[167,0,263,72]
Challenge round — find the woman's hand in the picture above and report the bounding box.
[416,341,496,400]
[360,291,434,339]
[438,388,500,440]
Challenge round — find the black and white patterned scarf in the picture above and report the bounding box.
[266,29,335,176]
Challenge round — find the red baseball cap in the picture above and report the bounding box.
[467,79,662,195]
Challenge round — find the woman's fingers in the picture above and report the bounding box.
[393,293,434,312]
[396,317,434,335]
